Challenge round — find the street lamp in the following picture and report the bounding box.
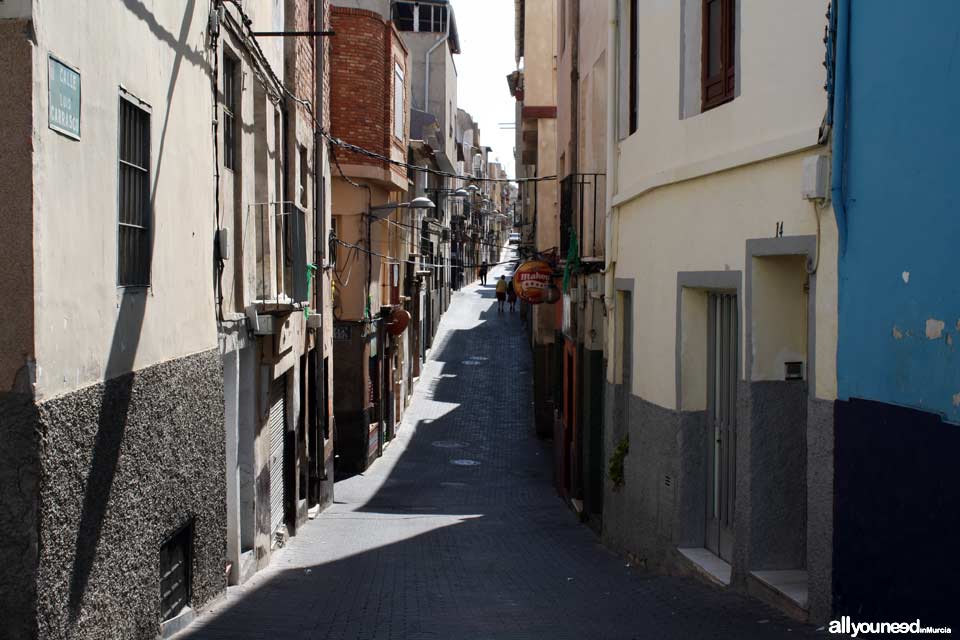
[369,196,436,219]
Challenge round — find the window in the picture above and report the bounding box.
[418,4,447,33]
[394,63,405,140]
[701,0,735,111]
[223,56,238,171]
[628,0,638,134]
[392,2,414,31]
[159,520,193,622]
[560,0,567,53]
[299,145,308,208]
[118,95,152,287]
[473,155,481,178]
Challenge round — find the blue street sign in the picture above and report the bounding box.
[48,56,80,139]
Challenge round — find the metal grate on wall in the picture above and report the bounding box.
[159,520,193,622]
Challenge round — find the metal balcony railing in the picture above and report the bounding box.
[560,173,606,261]
[248,201,309,309]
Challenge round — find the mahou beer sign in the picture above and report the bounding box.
[514,260,557,304]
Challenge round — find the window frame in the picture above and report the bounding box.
[393,62,405,141]
[223,54,239,172]
[701,0,736,112]
[117,91,153,289]
[628,0,638,134]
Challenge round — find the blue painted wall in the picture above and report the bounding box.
[837,1,960,424]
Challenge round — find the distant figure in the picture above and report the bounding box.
[507,278,518,312]
[479,261,489,286]
[495,275,508,313]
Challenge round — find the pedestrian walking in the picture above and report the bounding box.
[495,275,508,313]
[479,261,489,286]
[507,278,518,312]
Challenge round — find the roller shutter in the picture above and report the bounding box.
[269,376,286,535]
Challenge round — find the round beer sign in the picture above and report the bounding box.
[513,260,557,304]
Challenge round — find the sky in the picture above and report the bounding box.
[449,0,518,178]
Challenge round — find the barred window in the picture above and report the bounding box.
[223,56,238,171]
[118,96,152,287]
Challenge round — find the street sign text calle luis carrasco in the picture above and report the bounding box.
[48,55,80,140]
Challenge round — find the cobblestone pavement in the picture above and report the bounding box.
[180,262,819,640]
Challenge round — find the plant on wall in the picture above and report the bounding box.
[608,434,629,490]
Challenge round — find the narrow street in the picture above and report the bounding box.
[179,263,814,640]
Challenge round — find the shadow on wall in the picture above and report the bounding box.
[174,287,815,639]
[66,291,147,621]
[68,0,203,621]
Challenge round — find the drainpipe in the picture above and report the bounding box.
[603,0,619,325]
[424,12,451,118]
[830,0,849,256]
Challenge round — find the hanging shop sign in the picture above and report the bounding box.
[513,260,559,305]
[386,307,411,336]
[48,56,81,140]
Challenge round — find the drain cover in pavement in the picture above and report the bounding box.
[432,440,467,449]
[450,459,480,466]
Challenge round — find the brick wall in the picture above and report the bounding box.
[329,6,407,184]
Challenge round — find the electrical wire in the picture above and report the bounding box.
[367,214,513,251]
[216,0,553,186]
[210,9,225,323]
[333,237,520,271]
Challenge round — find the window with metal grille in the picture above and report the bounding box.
[159,520,193,622]
[118,96,152,287]
[223,55,238,171]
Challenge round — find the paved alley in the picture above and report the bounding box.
[179,267,817,640]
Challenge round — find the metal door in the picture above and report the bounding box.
[706,293,737,561]
[269,375,286,534]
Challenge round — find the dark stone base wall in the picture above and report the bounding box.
[806,396,834,623]
[601,385,701,571]
[735,381,808,580]
[33,349,226,640]
[0,392,41,640]
[600,381,837,624]
[834,398,960,628]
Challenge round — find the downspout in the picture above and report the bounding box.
[603,0,619,322]
[830,0,849,256]
[570,0,581,242]
[424,11,451,117]
[313,0,326,479]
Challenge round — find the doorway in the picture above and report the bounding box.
[268,375,287,537]
[706,292,737,562]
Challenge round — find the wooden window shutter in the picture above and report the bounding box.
[701,0,735,111]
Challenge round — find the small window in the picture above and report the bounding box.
[299,145,308,208]
[392,2,414,31]
[118,95,152,287]
[419,4,433,32]
[628,0,638,134]
[560,0,567,53]
[394,63,405,140]
[223,56,238,171]
[159,520,193,622]
[701,0,735,111]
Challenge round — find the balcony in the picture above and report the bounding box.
[249,201,310,315]
[560,173,606,261]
